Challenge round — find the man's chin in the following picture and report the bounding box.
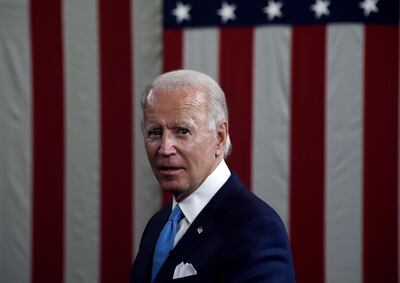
[159,182,184,193]
[159,183,192,201]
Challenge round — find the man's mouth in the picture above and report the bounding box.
[157,166,184,173]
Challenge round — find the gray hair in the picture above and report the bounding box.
[141,70,232,158]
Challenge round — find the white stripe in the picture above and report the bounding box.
[183,28,219,82]
[0,2,32,283]
[252,26,291,228]
[133,0,163,253]
[325,25,363,283]
[63,1,100,281]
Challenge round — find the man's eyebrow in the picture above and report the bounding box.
[143,123,160,130]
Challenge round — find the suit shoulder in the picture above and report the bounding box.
[218,177,285,229]
[214,178,295,282]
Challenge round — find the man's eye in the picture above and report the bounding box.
[148,129,162,137]
[177,128,190,135]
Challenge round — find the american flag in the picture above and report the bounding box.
[0,0,398,283]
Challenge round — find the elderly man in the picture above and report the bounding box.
[130,70,295,283]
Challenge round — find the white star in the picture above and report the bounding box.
[217,2,237,23]
[172,2,191,23]
[263,0,283,21]
[359,0,379,16]
[310,0,330,19]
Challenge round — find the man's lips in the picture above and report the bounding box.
[157,166,184,173]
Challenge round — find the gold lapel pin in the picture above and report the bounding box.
[197,226,203,234]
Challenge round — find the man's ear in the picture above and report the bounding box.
[215,122,228,157]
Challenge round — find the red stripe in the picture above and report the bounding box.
[289,26,326,283]
[219,27,253,189]
[30,0,65,282]
[363,25,399,283]
[161,29,184,205]
[99,1,133,282]
[163,29,183,72]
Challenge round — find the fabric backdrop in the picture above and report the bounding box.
[0,0,398,282]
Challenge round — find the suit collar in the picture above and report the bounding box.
[173,159,231,224]
[174,172,244,257]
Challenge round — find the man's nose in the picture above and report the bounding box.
[158,132,176,156]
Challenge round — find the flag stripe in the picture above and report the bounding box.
[64,0,100,281]
[0,3,32,282]
[98,1,134,282]
[362,25,399,283]
[163,29,183,72]
[289,25,326,283]
[219,27,253,188]
[30,0,65,282]
[325,25,363,283]
[253,26,291,227]
[184,28,219,82]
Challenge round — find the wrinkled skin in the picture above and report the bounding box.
[143,88,228,202]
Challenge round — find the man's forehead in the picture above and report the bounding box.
[144,91,208,125]
[144,103,204,120]
[146,88,207,108]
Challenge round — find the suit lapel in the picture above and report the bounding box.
[154,173,244,282]
[154,202,217,282]
[174,174,243,259]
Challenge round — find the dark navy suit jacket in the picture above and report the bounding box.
[130,173,296,283]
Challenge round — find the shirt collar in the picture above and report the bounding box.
[173,159,231,224]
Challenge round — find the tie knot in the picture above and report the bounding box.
[169,205,183,222]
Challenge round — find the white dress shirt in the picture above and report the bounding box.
[172,159,231,246]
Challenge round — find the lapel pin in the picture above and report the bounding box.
[197,226,203,234]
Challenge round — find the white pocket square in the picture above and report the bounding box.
[173,262,197,279]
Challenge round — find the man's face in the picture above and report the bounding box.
[143,88,225,201]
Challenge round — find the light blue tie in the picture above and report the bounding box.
[152,205,184,281]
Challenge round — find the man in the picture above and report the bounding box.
[130,70,295,282]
